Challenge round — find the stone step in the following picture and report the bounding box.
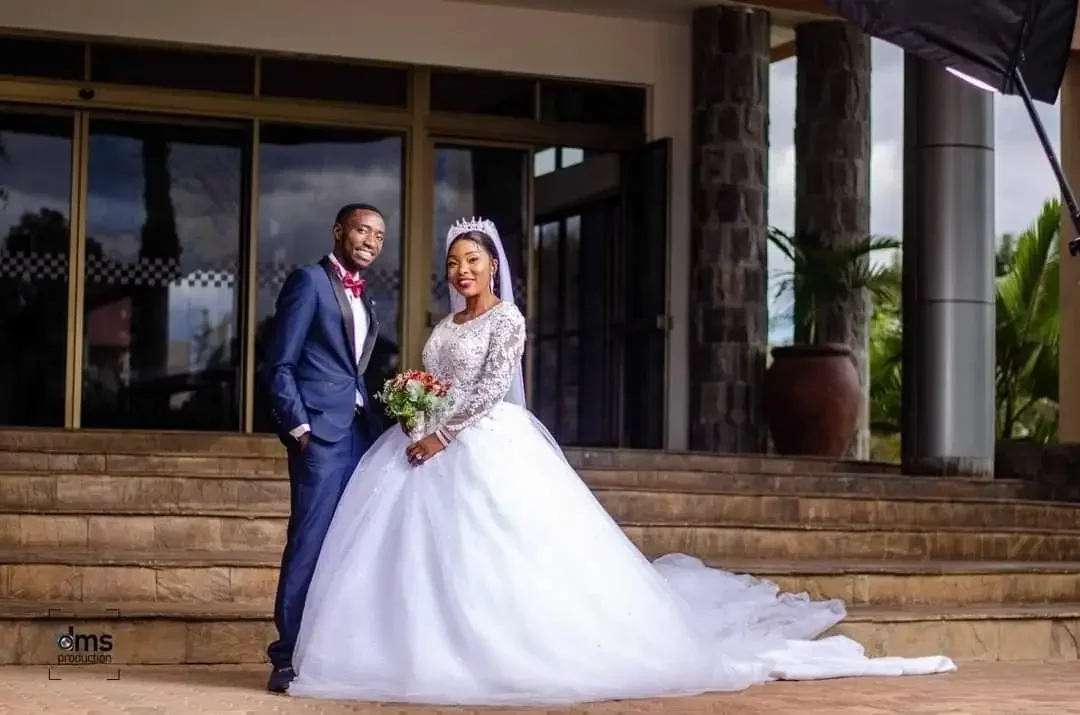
[625,524,1080,562]
[0,428,903,475]
[4,509,1080,560]
[831,603,1080,663]
[8,549,1080,608]
[0,448,920,484]
[0,463,1025,502]
[1,599,1076,664]
[0,475,1070,529]
[0,550,278,604]
[584,469,1025,500]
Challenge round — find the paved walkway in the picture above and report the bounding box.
[0,663,1076,714]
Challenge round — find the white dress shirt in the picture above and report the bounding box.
[290,254,369,441]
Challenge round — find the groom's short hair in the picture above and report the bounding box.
[335,203,383,226]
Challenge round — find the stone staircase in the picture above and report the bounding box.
[0,428,1078,667]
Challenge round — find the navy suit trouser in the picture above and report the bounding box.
[267,412,373,669]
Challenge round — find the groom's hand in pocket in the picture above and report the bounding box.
[298,432,311,452]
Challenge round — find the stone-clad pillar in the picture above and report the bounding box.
[689,6,770,453]
[794,20,872,459]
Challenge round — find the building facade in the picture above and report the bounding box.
[0,0,1075,475]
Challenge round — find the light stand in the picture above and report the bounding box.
[1011,67,1080,256]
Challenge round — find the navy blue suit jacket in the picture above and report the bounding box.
[262,256,382,444]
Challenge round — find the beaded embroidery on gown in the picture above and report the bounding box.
[288,300,956,706]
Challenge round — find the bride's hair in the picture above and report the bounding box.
[447,230,501,298]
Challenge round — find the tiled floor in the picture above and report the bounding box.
[0,663,1077,714]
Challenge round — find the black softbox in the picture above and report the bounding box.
[822,0,1080,250]
[820,0,1077,103]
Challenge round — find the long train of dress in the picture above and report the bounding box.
[287,398,955,706]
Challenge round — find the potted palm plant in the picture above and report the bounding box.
[764,227,900,457]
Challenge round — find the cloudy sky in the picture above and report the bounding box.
[766,39,1062,340]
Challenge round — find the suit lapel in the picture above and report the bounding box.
[357,293,380,375]
[319,256,358,368]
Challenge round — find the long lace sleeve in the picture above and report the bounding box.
[438,305,526,440]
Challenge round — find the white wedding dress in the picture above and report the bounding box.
[288,301,955,706]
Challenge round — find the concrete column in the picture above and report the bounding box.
[688,6,770,453]
[1059,52,1080,442]
[901,54,996,476]
[794,20,872,460]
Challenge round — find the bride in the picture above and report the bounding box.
[286,217,956,706]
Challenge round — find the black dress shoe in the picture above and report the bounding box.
[267,665,295,693]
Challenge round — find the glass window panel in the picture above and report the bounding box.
[537,221,560,337]
[253,124,404,433]
[539,80,646,129]
[0,37,84,81]
[430,70,535,118]
[0,109,74,426]
[560,334,579,443]
[90,43,255,95]
[560,147,584,168]
[260,57,408,107]
[431,145,527,326]
[534,147,556,177]
[537,338,558,435]
[564,215,580,331]
[81,117,247,430]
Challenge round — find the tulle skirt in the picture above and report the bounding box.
[289,402,955,705]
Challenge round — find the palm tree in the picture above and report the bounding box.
[867,254,902,432]
[995,198,1060,441]
[865,199,1063,448]
[767,228,901,344]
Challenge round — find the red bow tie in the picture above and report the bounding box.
[341,272,366,298]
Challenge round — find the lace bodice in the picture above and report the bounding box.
[422,301,526,439]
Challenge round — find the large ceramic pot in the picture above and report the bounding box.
[763,343,861,458]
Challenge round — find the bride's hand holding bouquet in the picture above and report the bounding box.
[375,370,452,466]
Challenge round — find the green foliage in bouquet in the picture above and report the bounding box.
[374,370,450,433]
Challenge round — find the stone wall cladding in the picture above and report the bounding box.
[794,21,872,459]
[689,6,771,453]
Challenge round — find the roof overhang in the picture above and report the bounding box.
[444,0,832,58]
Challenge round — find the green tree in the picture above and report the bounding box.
[867,253,902,460]
[995,197,1060,442]
[767,228,901,344]
[866,198,1062,453]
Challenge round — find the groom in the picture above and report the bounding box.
[261,203,387,693]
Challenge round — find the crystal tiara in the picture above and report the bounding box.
[446,216,497,243]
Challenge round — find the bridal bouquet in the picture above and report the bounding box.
[375,370,451,438]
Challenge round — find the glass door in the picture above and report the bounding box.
[0,106,76,427]
[530,142,670,449]
[617,139,670,449]
[79,115,248,431]
[251,124,405,433]
[532,147,624,446]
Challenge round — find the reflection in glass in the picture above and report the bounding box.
[0,110,74,427]
[536,212,618,445]
[561,148,584,168]
[253,125,404,433]
[534,221,560,432]
[431,145,527,326]
[534,147,556,177]
[81,119,246,430]
[577,203,621,446]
